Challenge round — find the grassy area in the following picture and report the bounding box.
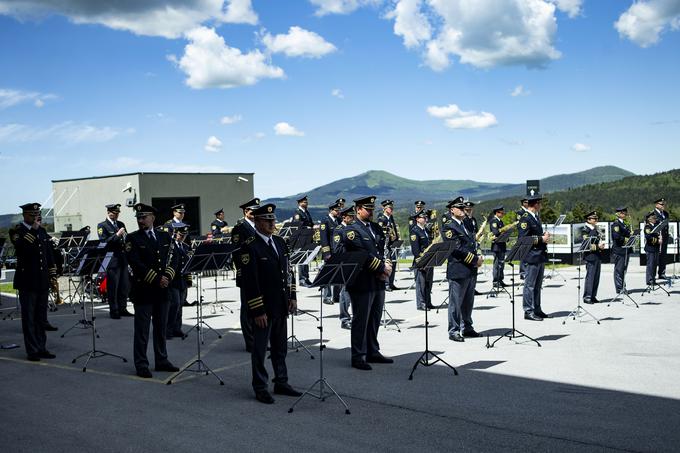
[0,282,15,293]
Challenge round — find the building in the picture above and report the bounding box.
[51,172,254,235]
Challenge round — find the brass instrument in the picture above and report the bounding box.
[489,220,520,242]
[475,213,490,241]
[50,277,64,305]
[428,209,440,243]
[220,225,232,234]
[312,224,321,244]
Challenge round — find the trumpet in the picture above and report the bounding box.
[220,225,232,234]
[475,213,489,241]
[489,220,519,242]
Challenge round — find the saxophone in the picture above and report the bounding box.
[428,209,440,243]
[475,214,490,241]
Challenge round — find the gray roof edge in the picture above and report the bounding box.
[52,172,255,183]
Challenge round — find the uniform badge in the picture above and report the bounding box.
[98,227,104,235]
[294,214,300,220]
[333,234,340,243]
[492,223,497,228]
[125,241,132,252]
[614,226,619,232]
[211,225,216,230]
[241,254,250,265]
[347,231,356,241]
[410,234,417,241]
[445,230,453,239]
[520,222,528,230]
[321,224,326,230]
[232,234,240,244]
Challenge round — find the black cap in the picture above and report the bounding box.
[527,193,543,203]
[106,203,121,212]
[521,198,528,203]
[328,202,341,211]
[174,222,190,234]
[20,202,41,214]
[134,203,157,218]
[354,195,376,210]
[335,198,346,205]
[381,199,394,208]
[412,211,428,220]
[238,197,260,211]
[464,200,475,208]
[493,205,505,213]
[585,211,598,220]
[446,196,465,209]
[645,211,657,220]
[615,206,627,213]
[252,203,276,220]
[171,203,185,213]
[655,197,666,205]
[414,200,425,207]
[214,208,224,216]
[340,207,355,217]
[296,195,308,203]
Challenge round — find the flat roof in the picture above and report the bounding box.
[52,172,254,183]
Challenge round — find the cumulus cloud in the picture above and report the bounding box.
[261,26,337,58]
[615,0,680,47]
[511,85,531,97]
[0,0,259,38]
[171,26,284,89]
[571,142,591,152]
[331,88,344,99]
[551,0,583,18]
[220,114,242,124]
[0,121,127,144]
[386,0,432,48]
[0,88,56,109]
[426,103,498,129]
[205,135,223,152]
[308,0,379,16]
[274,122,305,136]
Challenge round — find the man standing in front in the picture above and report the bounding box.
[581,211,605,304]
[293,195,314,287]
[489,205,508,288]
[410,211,434,311]
[238,203,301,404]
[210,208,228,238]
[333,206,356,330]
[518,194,551,321]
[319,201,341,304]
[644,211,661,286]
[377,200,401,291]
[653,198,670,279]
[97,203,132,319]
[611,207,631,294]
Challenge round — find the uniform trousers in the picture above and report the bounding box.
[658,241,668,278]
[612,253,629,293]
[415,268,433,309]
[447,277,475,335]
[106,256,130,313]
[133,300,169,370]
[339,287,351,323]
[646,251,659,285]
[386,249,398,288]
[492,250,505,283]
[519,260,527,279]
[167,287,185,335]
[583,259,601,301]
[240,287,254,351]
[19,290,49,356]
[522,262,545,314]
[348,289,384,362]
[251,315,288,391]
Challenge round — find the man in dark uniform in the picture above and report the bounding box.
[335,198,346,210]
[293,195,314,286]
[10,203,57,361]
[237,203,301,404]
[463,200,483,296]
[611,207,632,294]
[167,222,190,339]
[517,198,529,279]
[653,198,670,279]
[231,197,260,352]
[97,203,132,319]
[210,208,229,238]
[333,207,355,329]
[442,197,482,342]
[489,205,508,287]
[340,196,393,370]
[409,200,426,228]
[162,203,185,234]
[518,194,551,320]
[644,211,661,285]
[581,211,605,304]
[377,200,401,291]
[320,201,341,304]
[125,203,180,378]
[410,211,434,311]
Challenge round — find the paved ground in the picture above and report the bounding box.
[1,262,680,452]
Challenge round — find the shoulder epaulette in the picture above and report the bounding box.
[244,236,256,245]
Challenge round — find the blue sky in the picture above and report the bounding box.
[1,0,679,213]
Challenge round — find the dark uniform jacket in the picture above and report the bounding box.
[489,216,507,253]
[409,209,425,228]
[464,215,478,238]
[441,218,478,280]
[332,224,348,254]
[377,213,400,244]
[611,219,631,256]
[294,207,313,227]
[170,241,192,291]
[410,225,431,266]
[97,219,127,260]
[10,223,56,291]
[581,225,603,263]
[231,218,257,288]
[340,220,387,292]
[320,214,340,260]
[125,229,178,305]
[654,208,670,241]
[210,219,228,237]
[237,234,295,318]
[441,211,453,226]
[644,221,660,253]
[161,219,183,234]
[518,211,548,264]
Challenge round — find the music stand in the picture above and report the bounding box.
[563,237,600,325]
[167,241,236,386]
[643,219,671,296]
[408,242,458,379]
[70,246,128,371]
[608,233,639,308]
[488,237,541,348]
[57,231,89,311]
[288,239,321,321]
[487,227,514,299]
[288,251,366,415]
[545,214,567,282]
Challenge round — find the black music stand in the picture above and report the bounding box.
[70,247,128,371]
[563,237,600,325]
[288,233,321,321]
[408,242,458,379]
[167,242,236,386]
[288,251,366,415]
[57,231,89,311]
[643,219,671,296]
[277,221,301,241]
[545,214,567,282]
[488,237,541,348]
[608,232,640,308]
[487,227,514,299]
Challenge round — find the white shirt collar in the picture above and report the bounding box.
[246,218,255,228]
[22,221,33,230]
[585,223,595,230]
[256,230,273,243]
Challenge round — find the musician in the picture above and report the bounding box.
[377,200,400,291]
[162,203,185,234]
[653,198,670,279]
[10,203,57,361]
[97,203,132,319]
[237,203,301,404]
[442,197,482,341]
[409,200,426,228]
[341,196,393,370]
[610,207,631,295]
[581,211,605,304]
[463,201,482,296]
[210,208,228,238]
[231,197,260,352]
[644,211,661,285]
[320,201,341,304]
[293,195,314,287]
[489,205,508,287]
[125,203,180,378]
[167,222,190,340]
[518,194,551,321]
[333,206,356,329]
[517,198,529,279]
[410,211,434,310]
[335,198,346,210]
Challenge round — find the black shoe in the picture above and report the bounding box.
[659,274,667,279]
[27,355,41,362]
[110,311,121,319]
[119,309,134,317]
[273,383,302,397]
[341,321,352,330]
[417,306,426,311]
[255,390,275,404]
[449,333,465,342]
[425,304,436,309]
[352,361,372,370]
[301,279,313,287]
[474,290,482,296]
[389,285,401,291]
[583,298,594,305]
[366,353,393,364]
[535,311,551,319]
[524,313,543,321]
[463,329,482,338]
[155,362,180,372]
[136,368,153,378]
[43,324,58,332]
[322,299,334,305]
[385,286,393,292]
[500,281,509,287]
[592,297,600,303]
[173,331,187,339]
[38,351,56,359]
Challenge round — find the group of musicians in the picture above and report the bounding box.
[7,193,674,404]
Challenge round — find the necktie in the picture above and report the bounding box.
[148,230,156,242]
[268,238,278,257]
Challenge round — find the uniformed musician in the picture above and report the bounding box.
[231,197,260,352]
[335,198,346,210]
[340,196,393,370]
[489,205,508,287]
[333,207,355,329]
[518,194,551,320]
[125,203,180,378]
[409,200,426,228]
[377,200,400,291]
[320,201,341,304]
[463,200,482,296]
[237,203,301,404]
[644,211,661,286]
[210,208,228,238]
[517,198,529,279]
[167,222,190,340]
[410,211,434,310]
[581,211,605,304]
[10,203,57,361]
[441,197,482,342]
[97,203,132,319]
[293,195,314,287]
[611,207,631,294]
[162,203,185,234]
[653,198,670,279]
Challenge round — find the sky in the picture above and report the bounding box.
[1,0,679,213]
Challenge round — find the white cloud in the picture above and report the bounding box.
[205,135,223,152]
[386,0,432,48]
[571,142,591,152]
[0,0,259,39]
[615,0,680,47]
[0,88,56,109]
[426,103,498,129]
[261,26,337,58]
[220,114,242,124]
[102,156,227,173]
[171,26,284,89]
[551,0,582,18]
[331,88,344,99]
[274,122,305,136]
[511,85,531,97]
[308,0,378,16]
[0,121,126,144]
